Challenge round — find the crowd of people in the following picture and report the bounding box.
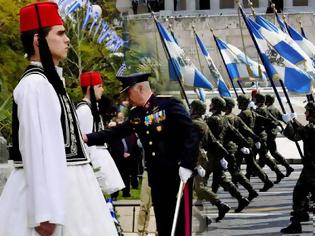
[0,1,313,236]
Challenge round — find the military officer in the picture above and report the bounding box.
[265,94,294,176]
[237,94,274,192]
[190,100,230,222]
[84,72,199,236]
[280,103,315,234]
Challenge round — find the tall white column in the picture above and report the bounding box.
[186,0,196,10]
[210,0,220,11]
[165,0,174,11]
[284,0,293,9]
[259,0,268,8]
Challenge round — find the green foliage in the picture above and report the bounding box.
[62,7,123,104]
[0,0,31,140]
[0,0,160,140]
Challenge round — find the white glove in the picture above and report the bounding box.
[282,112,297,123]
[247,101,257,110]
[255,142,261,149]
[220,158,228,170]
[275,126,282,133]
[137,139,143,148]
[195,165,206,177]
[179,167,193,183]
[240,147,250,155]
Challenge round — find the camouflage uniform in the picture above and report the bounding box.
[265,94,294,176]
[281,102,315,234]
[223,97,259,201]
[237,94,274,192]
[254,93,285,183]
[190,100,230,222]
[206,97,250,213]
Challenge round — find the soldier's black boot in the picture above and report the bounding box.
[280,218,302,234]
[215,202,230,222]
[290,211,310,222]
[235,197,249,213]
[274,172,285,184]
[245,172,251,180]
[285,166,294,177]
[248,191,259,202]
[259,180,274,192]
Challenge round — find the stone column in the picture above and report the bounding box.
[309,0,315,10]
[259,0,268,8]
[186,0,196,11]
[165,0,174,11]
[284,0,293,10]
[210,0,219,11]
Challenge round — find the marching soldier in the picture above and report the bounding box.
[265,94,294,176]
[280,103,315,234]
[206,96,250,212]
[236,94,274,192]
[223,97,259,201]
[253,93,285,183]
[84,72,199,236]
[190,100,230,222]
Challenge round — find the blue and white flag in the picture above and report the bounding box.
[116,62,127,76]
[240,8,312,94]
[275,12,288,34]
[194,32,231,97]
[156,20,213,90]
[81,2,92,30]
[194,88,206,102]
[214,35,266,81]
[255,15,315,75]
[286,24,315,68]
[89,5,102,34]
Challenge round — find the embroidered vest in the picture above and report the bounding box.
[76,100,107,148]
[10,65,89,167]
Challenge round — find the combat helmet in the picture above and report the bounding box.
[211,96,226,112]
[305,102,315,118]
[224,97,235,110]
[255,93,265,105]
[237,94,250,109]
[190,100,206,116]
[265,94,275,106]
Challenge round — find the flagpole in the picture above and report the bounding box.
[211,29,239,97]
[236,0,253,93]
[192,25,205,76]
[298,17,307,38]
[152,14,190,108]
[241,5,304,159]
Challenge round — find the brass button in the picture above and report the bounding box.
[152,152,156,156]
[149,141,153,145]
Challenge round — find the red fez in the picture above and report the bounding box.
[80,71,103,87]
[19,2,63,32]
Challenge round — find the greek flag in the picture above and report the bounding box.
[275,12,288,34]
[255,15,315,75]
[116,63,127,76]
[240,7,312,94]
[214,35,266,81]
[156,20,213,90]
[194,32,231,97]
[285,24,315,68]
[195,88,206,102]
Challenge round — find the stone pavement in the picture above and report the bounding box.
[117,164,314,236]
